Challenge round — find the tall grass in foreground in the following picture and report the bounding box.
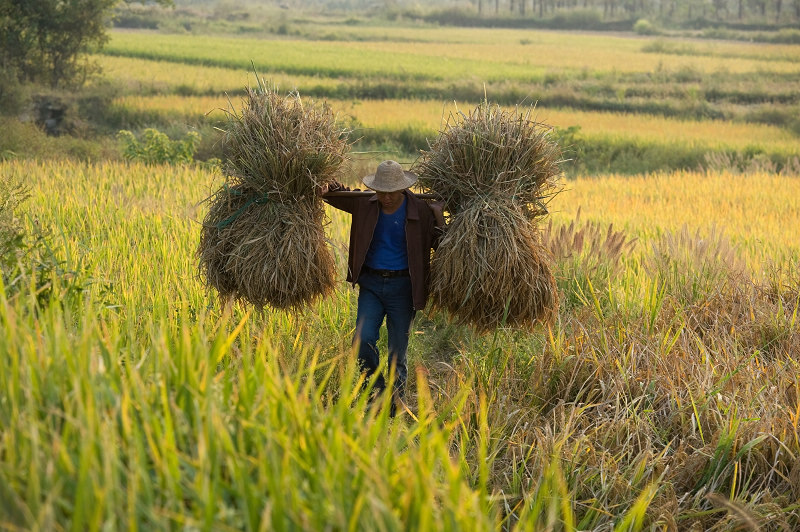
[1,160,799,529]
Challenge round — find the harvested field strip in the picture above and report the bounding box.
[94,55,800,105]
[93,55,340,95]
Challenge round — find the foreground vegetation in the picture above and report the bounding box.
[1,159,798,529]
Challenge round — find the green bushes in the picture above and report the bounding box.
[117,128,200,164]
[633,18,660,35]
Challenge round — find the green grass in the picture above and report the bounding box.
[1,159,799,529]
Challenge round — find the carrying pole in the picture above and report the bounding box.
[324,191,438,199]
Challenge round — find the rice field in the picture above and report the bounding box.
[110,94,800,155]
[95,28,800,176]
[2,158,799,529]
[3,19,800,531]
[103,31,800,80]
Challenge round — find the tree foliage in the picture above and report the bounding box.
[0,0,117,87]
[0,0,172,89]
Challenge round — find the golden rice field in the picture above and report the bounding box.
[111,94,800,155]
[549,171,800,262]
[2,158,799,529]
[93,55,340,95]
[4,21,800,530]
[8,159,798,295]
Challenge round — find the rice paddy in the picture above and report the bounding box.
[2,17,800,531]
[103,31,800,79]
[2,156,799,529]
[111,94,800,155]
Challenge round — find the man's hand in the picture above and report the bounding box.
[429,201,446,228]
[320,181,347,196]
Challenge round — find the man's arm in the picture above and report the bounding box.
[321,181,359,213]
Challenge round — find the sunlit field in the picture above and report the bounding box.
[3,17,800,530]
[2,158,799,528]
[110,94,800,155]
[95,28,800,177]
[104,31,800,79]
[94,55,341,95]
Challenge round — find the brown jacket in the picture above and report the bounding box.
[324,190,442,311]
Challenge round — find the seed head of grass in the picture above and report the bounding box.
[221,81,350,201]
[412,102,562,218]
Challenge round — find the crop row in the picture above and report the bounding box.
[94,48,800,126]
[103,31,800,80]
[105,94,800,175]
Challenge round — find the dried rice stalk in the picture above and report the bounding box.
[413,102,562,331]
[198,81,349,310]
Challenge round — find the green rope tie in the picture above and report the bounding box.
[215,186,271,229]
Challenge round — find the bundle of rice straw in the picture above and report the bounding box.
[198,81,349,310]
[412,102,562,332]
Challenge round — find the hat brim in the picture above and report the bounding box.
[362,171,418,192]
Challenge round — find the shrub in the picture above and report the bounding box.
[0,176,28,281]
[117,128,200,164]
[633,18,659,35]
[0,67,29,116]
[0,174,93,306]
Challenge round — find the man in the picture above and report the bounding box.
[323,160,445,415]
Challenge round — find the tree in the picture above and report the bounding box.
[0,0,170,89]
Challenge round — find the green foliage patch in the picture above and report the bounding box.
[117,128,200,165]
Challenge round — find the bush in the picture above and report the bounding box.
[117,128,200,164]
[0,174,93,306]
[0,176,28,280]
[633,18,659,35]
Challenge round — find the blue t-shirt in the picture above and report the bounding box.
[364,198,408,270]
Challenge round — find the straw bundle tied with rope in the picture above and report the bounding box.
[198,81,349,310]
[413,103,562,332]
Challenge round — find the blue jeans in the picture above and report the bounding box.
[355,271,416,394]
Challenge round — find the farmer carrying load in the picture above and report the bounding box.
[323,160,446,416]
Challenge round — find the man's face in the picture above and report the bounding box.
[375,190,405,212]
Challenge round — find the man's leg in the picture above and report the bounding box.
[384,275,416,398]
[355,273,386,392]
